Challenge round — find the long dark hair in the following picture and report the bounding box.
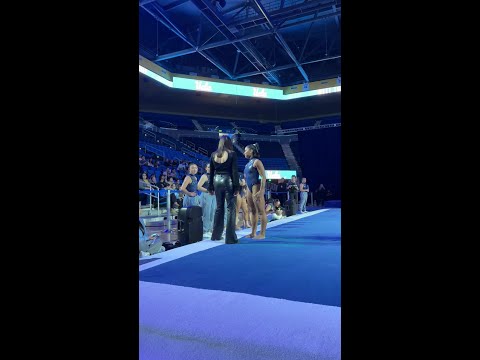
[246,143,260,158]
[215,135,234,158]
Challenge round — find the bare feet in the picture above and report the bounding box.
[246,233,256,238]
[253,234,265,239]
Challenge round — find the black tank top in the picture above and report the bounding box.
[203,176,210,190]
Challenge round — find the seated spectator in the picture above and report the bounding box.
[158,175,168,188]
[161,177,180,209]
[140,172,150,187]
[139,173,151,206]
[149,174,158,187]
[265,199,285,221]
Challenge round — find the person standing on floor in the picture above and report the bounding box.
[208,136,240,244]
[236,177,252,230]
[299,177,310,213]
[287,175,299,204]
[244,143,267,239]
[197,163,215,238]
[277,178,287,205]
[180,163,200,207]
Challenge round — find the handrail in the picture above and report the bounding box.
[141,129,156,142]
[181,146,198,159]
[161,137,176,150]
[145,144,165,159]
[139,182,161,216]
[139,189,181,235]
[237,127,258,134]
[198,147,208,156]
[154,120,177,129]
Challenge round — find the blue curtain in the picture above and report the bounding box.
[297,127,341,199]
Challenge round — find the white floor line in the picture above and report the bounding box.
[139,209,331,272]
[139,241,224,271]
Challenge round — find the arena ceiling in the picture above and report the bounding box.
[139,0,341,121]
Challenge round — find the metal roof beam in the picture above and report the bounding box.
[234,55,340,79]
[227,0,337,27]
[189,0,281,85]
[164,0,190,11]
[250,0,309,82]
[154,9,340,61]
[142,2,234,78]
[152,7,341,67]
[332,4,340,27]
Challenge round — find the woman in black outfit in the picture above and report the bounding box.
[208,136,240,244]
[287,175,299,204]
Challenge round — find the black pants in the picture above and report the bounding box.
[289,191,299,203]
[212,174,238,244]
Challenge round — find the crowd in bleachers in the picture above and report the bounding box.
[139,147,199,204]
[139,136,335,213]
